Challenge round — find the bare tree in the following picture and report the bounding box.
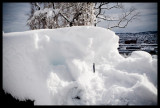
[94,2,140,29]
[27,2,140,30]
[27,2,96,29]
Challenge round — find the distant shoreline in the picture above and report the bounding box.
[116,31,157,34]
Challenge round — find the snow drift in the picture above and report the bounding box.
[3,26,157,105]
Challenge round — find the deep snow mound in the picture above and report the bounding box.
[3,26,157,105]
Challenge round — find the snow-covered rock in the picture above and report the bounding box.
[3,26,157,105]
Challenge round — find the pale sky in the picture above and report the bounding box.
[3,2,157,33]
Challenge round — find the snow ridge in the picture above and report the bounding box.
[3,26,157,105]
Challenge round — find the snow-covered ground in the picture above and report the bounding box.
[3,26,157,105]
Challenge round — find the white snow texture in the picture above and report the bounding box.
[3,26,157,105]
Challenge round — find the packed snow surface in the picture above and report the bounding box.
[3,26,157,105]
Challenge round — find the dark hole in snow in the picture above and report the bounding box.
[73,96,81,100]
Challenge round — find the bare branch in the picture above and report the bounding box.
[101,3,123,10]
[95,2,124,24]
[108,7,140,29]
[97,16,119,21]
